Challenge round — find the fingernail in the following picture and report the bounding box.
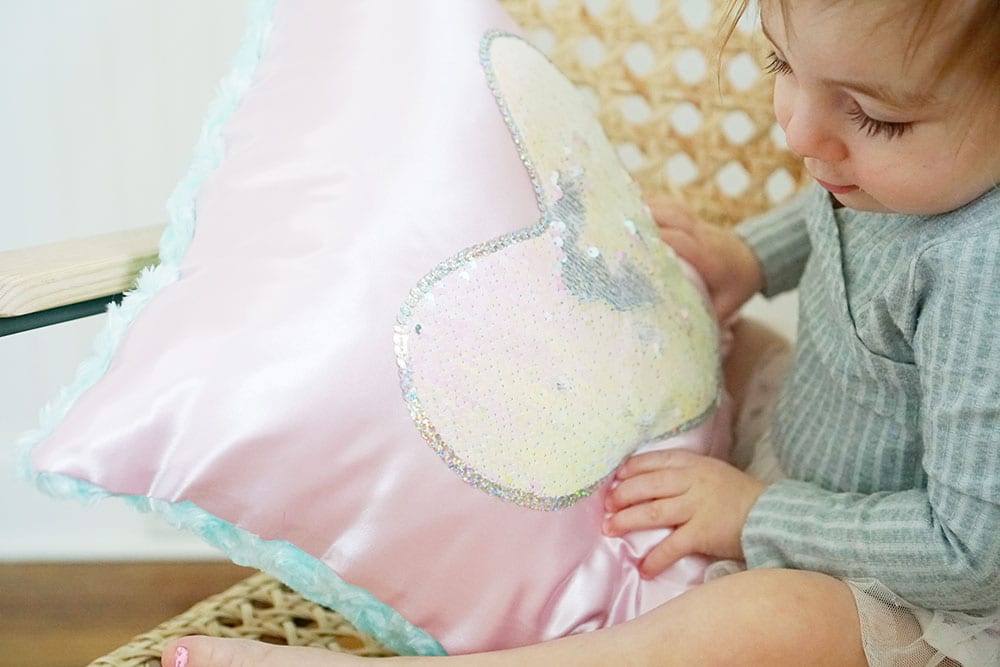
[175,646,189,667]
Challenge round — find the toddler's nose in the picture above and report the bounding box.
[782,109,848,164]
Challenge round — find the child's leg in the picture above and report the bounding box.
[162,568,867,667]
[723,316,791,419]
[163,319,809,667]
[723,317,792,473]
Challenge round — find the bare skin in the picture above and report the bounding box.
[156,181,859,667]
[158,319,869,667]
[156,0,1000,660]
[647,196,765,324]
[595,202,785,581]
[161,569,866,667]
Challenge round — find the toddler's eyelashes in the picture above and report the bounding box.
[764,51,792,76]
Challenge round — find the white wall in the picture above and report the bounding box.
[0,0,797,561]
[1,0,250,560]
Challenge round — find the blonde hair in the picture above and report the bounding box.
[722,0,1000,105]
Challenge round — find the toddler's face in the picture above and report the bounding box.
[762,0,999,215]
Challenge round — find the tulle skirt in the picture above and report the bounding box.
[721,351,1000,667]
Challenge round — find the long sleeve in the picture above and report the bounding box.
[735,187,813,297]
[742,196,1000,611]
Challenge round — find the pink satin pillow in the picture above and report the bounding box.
[23,0,729,655]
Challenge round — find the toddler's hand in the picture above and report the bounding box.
[602,449,767,579]
[648,195,764,321]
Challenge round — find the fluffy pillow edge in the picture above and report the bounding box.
[17,0,446,656]
[17,0,279,479]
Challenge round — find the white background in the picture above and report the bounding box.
[0,0,795,561]
[1,0,250,560]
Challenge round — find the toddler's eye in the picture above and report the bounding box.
[764,51,792,75]
[847,107,912,140]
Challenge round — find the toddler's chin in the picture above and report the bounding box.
[829,189,897,214]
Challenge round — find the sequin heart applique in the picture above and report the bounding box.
[393,31,720,511]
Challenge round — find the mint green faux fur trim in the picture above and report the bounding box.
[29,469,445,656]
[18,0,445,656]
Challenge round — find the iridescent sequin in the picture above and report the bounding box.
[393,31,720,511]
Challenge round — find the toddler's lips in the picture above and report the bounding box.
[815,178,858,195]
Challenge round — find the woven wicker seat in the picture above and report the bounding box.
[89,573,395,666]
[89,1,800,664]
[504,0,802,226]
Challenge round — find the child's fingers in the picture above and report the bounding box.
[605,469,690,512]
[658,227,700,256]
[639,526,699,578]
[653,210,698,232]
[602,496,693,537]
[617,449,699,479]
[647,196,699,230]
[713,291,746,323]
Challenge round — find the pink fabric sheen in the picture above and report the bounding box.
[30,0,732,654]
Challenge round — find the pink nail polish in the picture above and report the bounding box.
[175,646,189,667]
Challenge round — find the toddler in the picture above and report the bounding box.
[164,0,1000,664]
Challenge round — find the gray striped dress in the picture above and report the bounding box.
[735,184,1000,663]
